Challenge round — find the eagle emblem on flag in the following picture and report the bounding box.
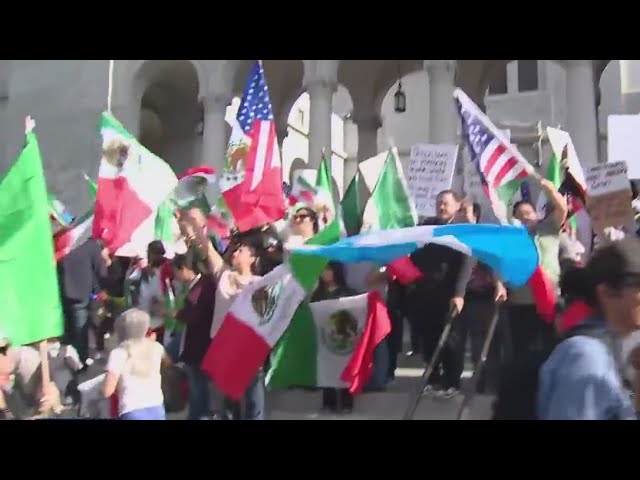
[320,310,360,356]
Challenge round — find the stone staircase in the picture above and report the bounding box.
[266,389,494,420]
[264,351,495,420]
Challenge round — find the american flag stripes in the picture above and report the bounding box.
[454,88,533,222]
[455,90,530,190]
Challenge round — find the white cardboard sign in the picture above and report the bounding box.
[407,143,458,218]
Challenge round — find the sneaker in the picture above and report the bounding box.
[422,384,442,396]
[438,387,459,400]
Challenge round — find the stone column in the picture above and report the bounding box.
[201,94,231,171]
[343,112,381,187]
[353,112,382,162]
[565,60,599,166]
[304,60,338,169]
[425,60,458,144]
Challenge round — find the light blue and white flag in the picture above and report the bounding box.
[291,223,539,288]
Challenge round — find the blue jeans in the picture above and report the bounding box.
[165,331,183,363]
[120,405,166,420]
[184,364,211,420]
[364,339,390,391]
[62,300,90,364]
[225,371,265,420]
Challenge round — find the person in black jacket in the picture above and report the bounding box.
[56,237,109,367]
[172,252,216,420]
[406,190,473,399]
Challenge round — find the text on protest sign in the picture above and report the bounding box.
[585,161,630,196]
[407,144,458,218]
[585,161,634,234]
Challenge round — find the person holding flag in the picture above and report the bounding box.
[180,211,264,420]
[508,173,568,359]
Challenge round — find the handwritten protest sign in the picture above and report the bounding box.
[407,144,458,218]
[585,161,634,234]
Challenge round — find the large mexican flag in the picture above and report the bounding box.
[266,291,391,393]
[0,121,64,345]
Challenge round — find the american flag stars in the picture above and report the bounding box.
[237,62,274,134]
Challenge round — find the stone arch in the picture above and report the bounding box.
[129,59,206,102]
[282,82,353,196]
[231,60,305,124]
[378,69,429,156]
[135,60,202,174]
[371,60,424,116]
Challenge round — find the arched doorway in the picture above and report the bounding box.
[136,60,201,175]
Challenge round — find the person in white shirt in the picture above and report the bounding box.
[103,308,170,420]
[180,212,264,420]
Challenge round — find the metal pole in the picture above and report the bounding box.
[456,302,502,420]
[107,60,114,112]
[402,309,456,420]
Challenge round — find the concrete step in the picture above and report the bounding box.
[266,389,494,420]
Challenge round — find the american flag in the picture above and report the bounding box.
[222,61,285,232]
[233,61,281,192]
[456,96,530,192]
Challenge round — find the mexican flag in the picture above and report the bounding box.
[0,120,64,345]
[287,169,333,214]
[341,170,365,236]
[54,173,97,262]
[54,211,94,262]
[361,148,417,232]
[361,148,422,284]
[176,166,234,243]
[48,194,74,226]
[201,155,342,400]
[266,291,391,393]
[92,112,178,255]
[200,265,307,400]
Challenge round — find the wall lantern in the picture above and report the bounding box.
[394,79,406,113]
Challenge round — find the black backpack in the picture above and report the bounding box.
[491,323,607,420]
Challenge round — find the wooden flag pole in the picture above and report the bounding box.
[37,341,62,417]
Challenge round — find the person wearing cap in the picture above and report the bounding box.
[537,237,640,420]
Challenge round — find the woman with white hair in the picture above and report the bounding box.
[103,308,169,420]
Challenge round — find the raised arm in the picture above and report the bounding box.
[537,175,568,227]
[180,213,225,276]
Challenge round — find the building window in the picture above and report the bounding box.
[487,65,508,96]
[296,108,305,127]
[518,60,539,92]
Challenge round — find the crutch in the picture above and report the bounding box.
[402,307,457,421]
[456,302,502,421]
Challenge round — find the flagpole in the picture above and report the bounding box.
[107,60,115,112]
